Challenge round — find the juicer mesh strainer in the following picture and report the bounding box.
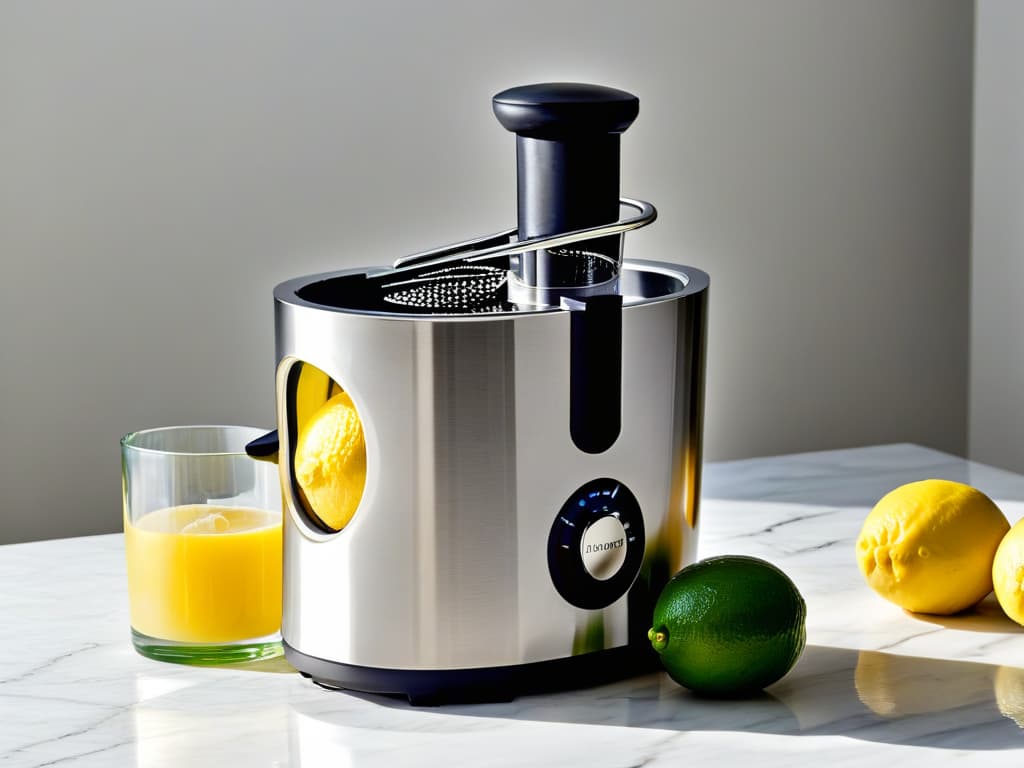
[381,264,509,311]
[300,198,656,315]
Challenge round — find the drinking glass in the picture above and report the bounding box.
[121,425,283,664]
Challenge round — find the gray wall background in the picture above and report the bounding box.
[971,0,1024,476]
[0,1,975,544]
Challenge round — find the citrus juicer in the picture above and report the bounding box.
[248,83,709,704]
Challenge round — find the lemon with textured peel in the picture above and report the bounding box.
[992,519,1024,626]
[856,479,1009,615]
[294,391,366,531]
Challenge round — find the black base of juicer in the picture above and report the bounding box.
[284,641,660,706]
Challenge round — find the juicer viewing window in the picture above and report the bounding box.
[280,360,367,535]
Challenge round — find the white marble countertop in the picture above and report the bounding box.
[6,443,1024,767]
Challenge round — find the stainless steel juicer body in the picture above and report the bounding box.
[271,260,707,702]
[250,83,710,703]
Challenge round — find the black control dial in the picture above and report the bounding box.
[547,478,645,610]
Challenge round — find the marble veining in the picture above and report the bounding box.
[4,444,1024,766]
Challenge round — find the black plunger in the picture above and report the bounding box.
[492,82,639,296]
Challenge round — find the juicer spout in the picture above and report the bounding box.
[245,430,279,464]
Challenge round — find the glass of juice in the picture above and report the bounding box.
[121,425,283,664]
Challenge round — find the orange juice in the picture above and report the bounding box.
[125,505,282,643]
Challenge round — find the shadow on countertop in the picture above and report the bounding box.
[911,594,1024,635]
[315,645,1024,751]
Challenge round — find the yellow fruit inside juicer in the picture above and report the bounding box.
[294,390,367,531]
[856,479,1009,615]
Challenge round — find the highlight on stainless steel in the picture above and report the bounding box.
[393,228,518,270]
[390,198,656,274]
[512,273,620,309]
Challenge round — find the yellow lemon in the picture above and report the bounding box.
[294,391,367,531]
[856,479,1008,615]
[992,518,1024,626]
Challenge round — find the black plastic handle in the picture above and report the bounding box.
[493,83,639,291]
[492,82,639,140]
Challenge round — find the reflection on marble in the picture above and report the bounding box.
[286,645,1024,752]
[4,445,1024,766]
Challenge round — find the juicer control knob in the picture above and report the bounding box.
[547,478,645,610]
[580,516,628,581]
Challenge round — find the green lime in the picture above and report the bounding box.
[648,555,806,696]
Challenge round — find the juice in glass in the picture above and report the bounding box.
[125,504,282,643]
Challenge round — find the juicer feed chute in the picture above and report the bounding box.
[493,82,639,305]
